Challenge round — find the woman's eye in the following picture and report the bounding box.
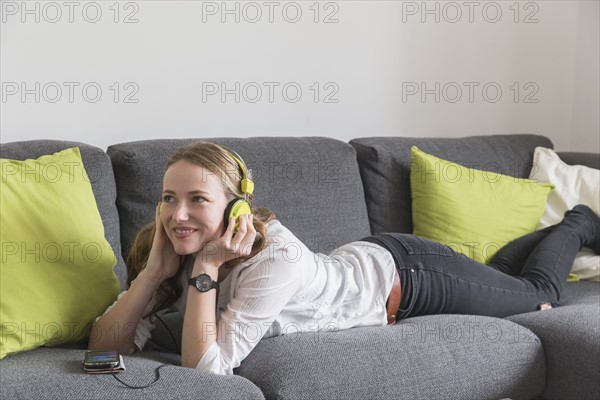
[162,195,174,203]
[192,196,205,203]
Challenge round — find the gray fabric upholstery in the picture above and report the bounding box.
[0,344,265,400]
[556,152,600,170]
[107,137,371,259]
[507,282,600,400]
[349,134,554,235]
[235,314,545,400]
[151,312,546,399]
[0,140,127,287]
[558,280,600,306]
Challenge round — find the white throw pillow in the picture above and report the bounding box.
[529,147,600,282]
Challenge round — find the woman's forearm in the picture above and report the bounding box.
[88,269,162,354]
[181,263,220,368]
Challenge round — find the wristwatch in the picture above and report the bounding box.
[189,273,219,292]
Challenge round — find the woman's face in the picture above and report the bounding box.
[160,160,229,255]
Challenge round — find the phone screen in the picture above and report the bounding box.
[83,350,120,369]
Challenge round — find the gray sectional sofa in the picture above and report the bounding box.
[1,134,598,400]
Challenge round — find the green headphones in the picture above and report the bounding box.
[222,147,254,231]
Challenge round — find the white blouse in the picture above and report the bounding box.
[99,219,396,375]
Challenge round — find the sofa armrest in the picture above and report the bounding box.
[556,152,600,169]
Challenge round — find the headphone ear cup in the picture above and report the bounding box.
[223,199,236,229]
[224,198,252,231]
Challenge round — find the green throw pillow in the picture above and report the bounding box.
[410,146,554,265]
[1,147,120,359]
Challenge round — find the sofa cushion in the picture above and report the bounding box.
[555,152,600,170]
[107,137,371,259]
[235,314,544,400]
[0,344,264,400]
[507,282,600,400]
[0,147,121,358]
[349,134,553,235]
[410,146,553,264]
[0,140,127,286]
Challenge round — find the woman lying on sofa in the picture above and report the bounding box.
[88,141,600,375]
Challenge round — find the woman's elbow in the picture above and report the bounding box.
[87,322,137,355]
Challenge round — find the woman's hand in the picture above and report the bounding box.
[194,214,257,272]
[142,202,182,284]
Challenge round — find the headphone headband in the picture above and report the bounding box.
[222,146,255,199]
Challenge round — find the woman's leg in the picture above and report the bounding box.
[488,205,599,278]
[363,205,599,319]
[486,227,553,275]
[510,205,599,298]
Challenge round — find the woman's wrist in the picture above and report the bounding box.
[191,258,220,280]
[137,268,166,288]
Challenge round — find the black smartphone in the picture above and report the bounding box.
[83,350,120,370]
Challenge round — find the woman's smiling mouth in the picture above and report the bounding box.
[173,227,198,238]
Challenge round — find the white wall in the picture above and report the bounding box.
[1,1,598,152]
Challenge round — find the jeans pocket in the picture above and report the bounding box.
[397,267,420,319]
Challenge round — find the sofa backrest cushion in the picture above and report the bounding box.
[107,137,371,260]
[0,140,127,287]
[349,134,554,234]
[556,152,600,170]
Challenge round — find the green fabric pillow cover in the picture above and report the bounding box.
[1,147,120,359]
[410,146,554,265]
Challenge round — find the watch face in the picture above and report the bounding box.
[195,274,214,292]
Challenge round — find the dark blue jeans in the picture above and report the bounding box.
[361,208,597,319]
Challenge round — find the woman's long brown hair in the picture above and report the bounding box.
[125,142,275,317]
